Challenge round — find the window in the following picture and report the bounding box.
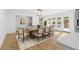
[64,17,69,28]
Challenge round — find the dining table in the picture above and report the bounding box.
[27,28,38,39]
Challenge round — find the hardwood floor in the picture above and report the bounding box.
[1,33,20,50]
[26,39,64,50]
[1,33,64,50]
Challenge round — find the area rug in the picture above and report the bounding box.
[16,37,49,50]
[16,31,62,50]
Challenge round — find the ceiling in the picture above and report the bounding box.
[6,9,73,16]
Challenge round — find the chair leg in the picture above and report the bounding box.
[37,37,39,42]
[44,35,46,39]
[18,37,19,41]
[27,35,29,39]
[22,34,24,43]
[42,36,43,40]
[34,36,37,41]
[18,36,19,40]
[38,37,40,42]
[34,36,38,41]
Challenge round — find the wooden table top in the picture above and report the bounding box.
[27,28,38,31]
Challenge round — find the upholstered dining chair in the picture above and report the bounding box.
[50,25,55,36]
[17,28,29,42]
[43,27,50,39]
[49,27,54,36]
[17,28,24,42]
[24,29,30,39]
[34,28,44,41]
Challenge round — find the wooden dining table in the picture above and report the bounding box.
[27,28,38,39]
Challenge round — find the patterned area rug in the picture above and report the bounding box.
[17,37,49,50]
[16,32,63,50]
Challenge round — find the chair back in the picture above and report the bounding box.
[50,25,55,31]
[45,27,49,32]
[17,28,24,34]
[38,28,43,34]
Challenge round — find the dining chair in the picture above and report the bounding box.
[34,28,44,41]
[17,28,29,42]
[49,27,54,36]
[17,28,24,42]
[43,27,50,39]
[24,29,30,39]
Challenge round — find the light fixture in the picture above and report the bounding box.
[36,9,43,17]
[37,9,42,11]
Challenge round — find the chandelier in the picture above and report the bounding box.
[36,9,43,18]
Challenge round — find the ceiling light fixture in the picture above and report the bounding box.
[36,9,43,17]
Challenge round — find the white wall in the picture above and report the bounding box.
[0,9,7,47]
[5,10,39,33]
[43,10,75,32]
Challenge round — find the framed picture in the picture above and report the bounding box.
[57,17,61,24]
[16,15,32,28]
[52,21,55,24]
[57,17,61,20]
[57,21,61,24]
[19,17,25,24]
